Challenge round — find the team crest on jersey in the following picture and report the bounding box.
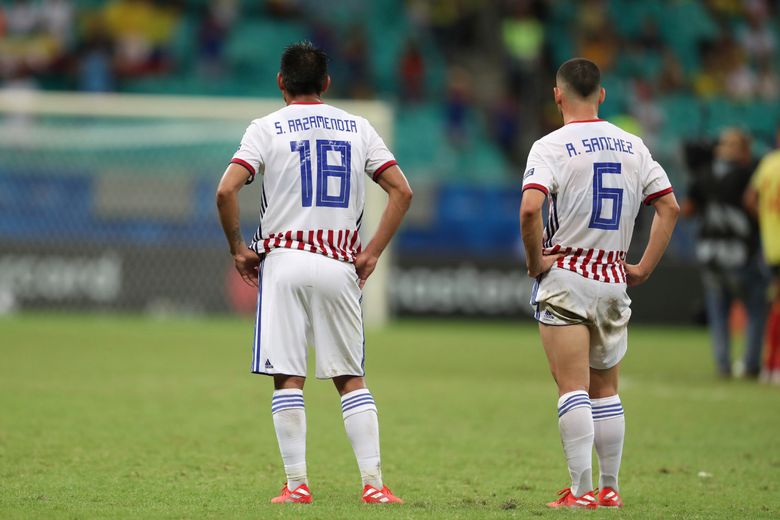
[524,168,535,179]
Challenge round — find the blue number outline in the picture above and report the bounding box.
[589,162,623,230]
[315,140,351,208]
[290,140,313,207]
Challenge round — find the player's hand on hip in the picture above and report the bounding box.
[355,251,378,290]
[623,262,650,287]
[528,253,565,278]
[233,246,261,288]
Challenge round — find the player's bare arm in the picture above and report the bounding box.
[743,185,759,218]
[216,163,261,287]
[355,165,413,289]
[520,188,562,278]
[623,192,680,287]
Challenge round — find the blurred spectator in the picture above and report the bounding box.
[501,0,545,98]
[398,39,425,103]
[737,2,775,66]
[693,42,726,99]
[756,60,779,101]
[265,0,303,18]
[342,26,372,99]
[102,0,180,77]
[489,91,522,161]
[630,80,664,149]
[636,18,663,53]
[443,66,472,148]
[682,128,768,378]
[41,0,74,48]
[426,0,478,57]
[577,30,618,72]
[77,28,114,93]
[658,51,686,94]
[724,49,757,102]
[501,2,544,69]
[744,125,780,384]
[6,0,38,36]
[197,1,236,78]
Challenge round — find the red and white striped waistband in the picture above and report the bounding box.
[545,245,627,284]
[250,229,361,263]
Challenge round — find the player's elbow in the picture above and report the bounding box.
[215,185,236,208]
[667,197,681,219]
[519,202,539,223]
[390,183,413,208]
[398,184,413,206]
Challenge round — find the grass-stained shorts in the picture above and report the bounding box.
[531,267,632,370]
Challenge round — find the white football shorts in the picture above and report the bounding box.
[251,248,364,379]
[531,267,632,370]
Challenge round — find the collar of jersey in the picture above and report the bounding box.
[566,118,604,124]
[289,101,324,105]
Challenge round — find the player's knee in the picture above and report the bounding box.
[589,386,617,399]
[333,375,365,395]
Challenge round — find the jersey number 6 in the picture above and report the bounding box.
[589,162,623,231]
[290,139,351,209]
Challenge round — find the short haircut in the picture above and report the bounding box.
[556,58,601,99]
[280,41,328,96]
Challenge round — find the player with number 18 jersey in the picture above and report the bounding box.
[231,103,397,265]
[216,42,411,505]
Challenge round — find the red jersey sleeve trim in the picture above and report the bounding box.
[372,160,398,182]
[230,158,256,184]
[522,183,549,196]
[643,187,673,205]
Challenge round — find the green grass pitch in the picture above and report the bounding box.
[1,314,779,519]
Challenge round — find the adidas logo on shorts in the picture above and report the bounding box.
[265,359,274,369]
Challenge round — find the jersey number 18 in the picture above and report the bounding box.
[290,139,352,209]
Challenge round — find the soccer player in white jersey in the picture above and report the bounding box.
[216,42,412,505]
[520,59,679,509]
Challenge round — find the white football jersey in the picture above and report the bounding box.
[230,102,397,263]
[522,119,672,283]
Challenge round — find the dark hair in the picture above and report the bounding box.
[280,41,328,96]
[556,58,601,99]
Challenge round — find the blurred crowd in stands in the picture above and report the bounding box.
[1,0,779,174]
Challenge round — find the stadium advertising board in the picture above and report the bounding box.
[389,257,535,318]
[0,242,700,323]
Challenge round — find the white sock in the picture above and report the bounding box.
[592,395,625,491]
[341,389,382,489]
[271,389,307,490]
[557,390,594,497]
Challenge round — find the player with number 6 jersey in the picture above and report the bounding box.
[216,41,412,506]
[519,58,679,509]
[524,120,673,284]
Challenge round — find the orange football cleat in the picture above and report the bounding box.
[546,488,598,509]
[361,484,404,504]
[597,487,623,508]
[270,483,312,504]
